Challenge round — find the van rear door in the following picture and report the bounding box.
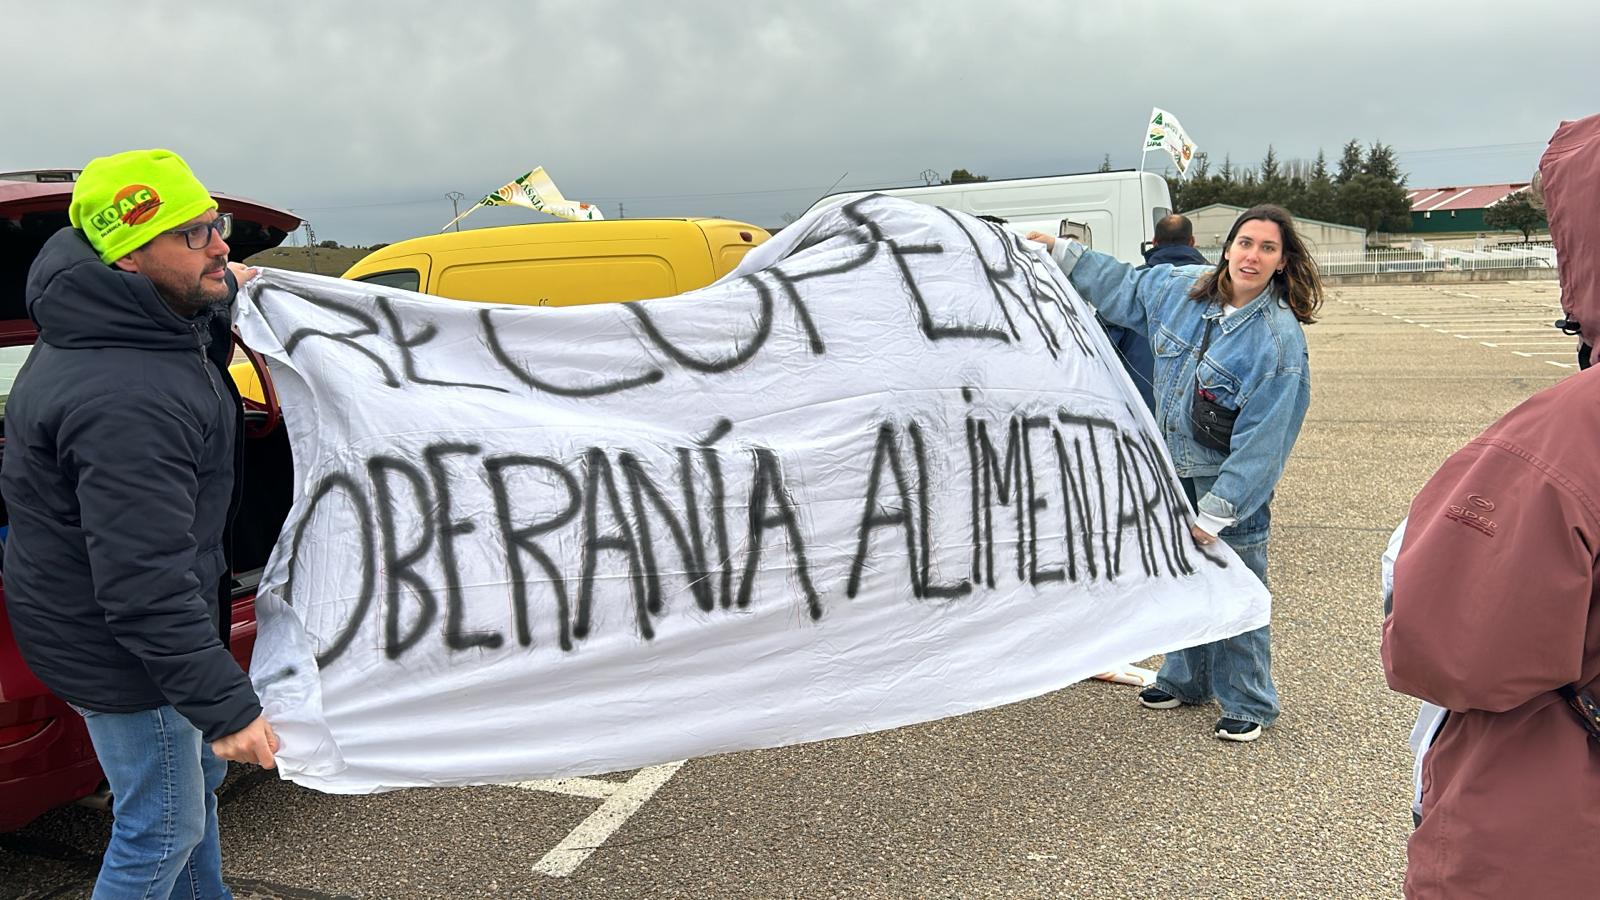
[693,220,769,279]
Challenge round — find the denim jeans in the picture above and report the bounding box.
[1156,476,1280,727]
[76,705,232,900]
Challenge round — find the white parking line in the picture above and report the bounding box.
[1480,341,1576,348]
[1420,318,1555,325]
[519,761,687,878]
[517,776,623,800]
[1411,317,1558,324]
[1360,295,1572,370]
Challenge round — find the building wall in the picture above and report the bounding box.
[1186,204,1365,254]
[1411,208,1489,233]
[1411,208,1549,235]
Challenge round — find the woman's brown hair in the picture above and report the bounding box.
[1188,204,1322,324]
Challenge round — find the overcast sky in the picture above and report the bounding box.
[4,1,1594,245]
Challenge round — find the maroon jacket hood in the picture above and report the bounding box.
[1541,113,1600,346]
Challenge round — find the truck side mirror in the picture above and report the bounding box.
[1059,220,1091,248]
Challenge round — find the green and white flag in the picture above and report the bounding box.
[1144,108,1198,177]
[443,167,603,230]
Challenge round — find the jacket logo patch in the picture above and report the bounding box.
[1445,504,1498,537]
[1467,493,1495,511]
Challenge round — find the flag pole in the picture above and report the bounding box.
[1136,108,1152,248]
[440,200,483,233]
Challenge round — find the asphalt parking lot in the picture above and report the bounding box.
[1,278,1571,900]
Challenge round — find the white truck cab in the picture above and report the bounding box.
[805,169,1173,266]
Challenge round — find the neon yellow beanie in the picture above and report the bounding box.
[69,149,218,265]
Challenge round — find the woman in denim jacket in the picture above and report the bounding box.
[1028,205,1322,742]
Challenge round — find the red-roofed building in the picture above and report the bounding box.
[1407,183,1544,234]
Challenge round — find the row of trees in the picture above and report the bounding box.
[312,239,389,251]
[1164,140,1412,237]
[939,140,1416,240]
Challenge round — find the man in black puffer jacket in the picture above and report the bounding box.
[1,149,276,899]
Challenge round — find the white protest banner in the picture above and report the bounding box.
[1144,107,1198,177]
[239,196,1269,793]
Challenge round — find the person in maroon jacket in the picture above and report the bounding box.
[1542,113,1600,368]
[1383,115,1600,898]
[1384,377,1600,896]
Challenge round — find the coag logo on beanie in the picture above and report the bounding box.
[69,149,217,265]
[87,184,164,234]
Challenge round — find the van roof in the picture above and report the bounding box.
[366,217,743,256]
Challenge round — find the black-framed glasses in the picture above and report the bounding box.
[162,213,233,250]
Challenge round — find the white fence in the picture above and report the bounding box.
[1196,240,1558,276]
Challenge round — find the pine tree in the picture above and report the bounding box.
[1336,139,1364,184]
[1363,142,1404,185]
[1339,173,1412,240]
[1259,145,1281,184]
[1300,150,1338,222]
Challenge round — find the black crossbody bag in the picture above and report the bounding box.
[1558,684,1600,742]
[1190,317,1238,453]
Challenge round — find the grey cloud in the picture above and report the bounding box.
[3,0,1594,244]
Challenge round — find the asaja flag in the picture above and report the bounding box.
[482,167,604,221]
[442,167,603,230]
[1144,108,1198,177]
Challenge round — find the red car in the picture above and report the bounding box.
[0,171,300,831]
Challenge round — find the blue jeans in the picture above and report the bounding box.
[1156,477,1279,727]
[76,705,232,900]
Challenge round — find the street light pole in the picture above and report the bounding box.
[446,191,465,232]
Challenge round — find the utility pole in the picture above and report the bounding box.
[303,222,318,275]
[446,191,465,232]
[617,203,625,219]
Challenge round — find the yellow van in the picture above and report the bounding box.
[343,217,769,306]
[233,217,770,400]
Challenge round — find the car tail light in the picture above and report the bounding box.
[0,718,51,748]
[739,231,753,242]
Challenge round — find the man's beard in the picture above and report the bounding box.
[151,264,229,318]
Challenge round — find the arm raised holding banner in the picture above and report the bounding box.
[1024,232,1170,337]
[1031,205,1322,743]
